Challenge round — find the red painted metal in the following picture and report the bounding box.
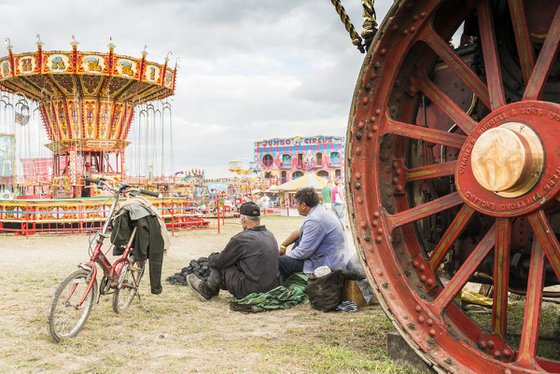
[347,0,560,371]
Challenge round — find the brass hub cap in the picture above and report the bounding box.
[455,101,560,217]
[471,122,544,198]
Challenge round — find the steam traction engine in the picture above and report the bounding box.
[347,0,560,372]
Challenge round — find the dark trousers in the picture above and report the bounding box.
[279,255,305,279]
[204,268,225,297]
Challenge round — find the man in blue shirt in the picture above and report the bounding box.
[278,187,346,278]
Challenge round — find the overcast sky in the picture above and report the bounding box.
[0,0,393,178]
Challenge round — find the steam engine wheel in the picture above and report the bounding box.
[347,0,560,372]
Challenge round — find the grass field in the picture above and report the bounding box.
[0,215,420,373]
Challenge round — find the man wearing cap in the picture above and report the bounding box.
[187,202,281,300]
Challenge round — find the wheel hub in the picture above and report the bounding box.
[471,122,544,197]
[456,101,560,217]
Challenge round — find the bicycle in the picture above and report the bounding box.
[47,177,161,342]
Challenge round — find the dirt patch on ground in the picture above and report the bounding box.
[0,216,412,373]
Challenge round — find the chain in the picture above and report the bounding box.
[361,0,378,44]
[330,0,365,53]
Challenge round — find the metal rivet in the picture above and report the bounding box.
[355,182,362,190]
[358,121,365,129]
[372,125,378,132]
[361,221,367,229]
[419,264,426,272]
[356,172,362,179]
[372,219,378,227]
[375,108,381,115]
[487,340,495,349]
[376,269,383,276]
[376,235,383,243]
[415,304,422,312]
[426,318,433,326]
[420,275,427,282]
[412,260,419,267]
[357,196,363,204]
[373,211,380,218]
[380,48,386,56]
[502,349,511,358]
[418,316,425,323]
[355,147,362,155]
[426,278,434,287]
[377,228,383,234]
[429,329,436,337]
[362,97,369,105]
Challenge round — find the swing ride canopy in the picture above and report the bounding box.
[0,40,176,153]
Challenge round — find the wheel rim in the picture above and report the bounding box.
[114,261,142,312]
[51,272,93,339]
[347,0,560,372]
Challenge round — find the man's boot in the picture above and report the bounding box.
[187,274,216,301]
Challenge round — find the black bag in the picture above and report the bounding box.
[305,270,345,312]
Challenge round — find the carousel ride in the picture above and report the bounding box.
[0,37,208,233]
[345,0,560,372]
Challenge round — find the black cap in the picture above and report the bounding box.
[240,202,260,217]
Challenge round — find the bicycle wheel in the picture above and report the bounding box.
[47,269,97,342]
[112,259,145,313]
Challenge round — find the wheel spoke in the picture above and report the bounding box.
[477,1,506,109]
[492,218,512,338]
[428,204,475,270]
[431,223,496,314]
[523,4,560,100]
[383,115,467,149]
[420,24,491,108]
[420,79,477,134]
[387,192,463,231]
[515,240,545,370]
[406,161,457,183]
[507,0,536,84]
[527,209,560,281]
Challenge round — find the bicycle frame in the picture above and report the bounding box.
[72,184,138,308]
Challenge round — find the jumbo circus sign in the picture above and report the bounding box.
[257,136,343,147]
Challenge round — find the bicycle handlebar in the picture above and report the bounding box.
[84,176,161,198]
[84,177,103,184]
[139,189,162,198]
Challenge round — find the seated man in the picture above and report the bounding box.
[278,187,346,278]
[187,202,281,300]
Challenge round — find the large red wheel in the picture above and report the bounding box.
[347,0,560,372]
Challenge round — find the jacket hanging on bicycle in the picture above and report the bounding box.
[111,198,168,295]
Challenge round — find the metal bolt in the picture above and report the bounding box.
[356,130,363,140]
[355,182,362,190]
